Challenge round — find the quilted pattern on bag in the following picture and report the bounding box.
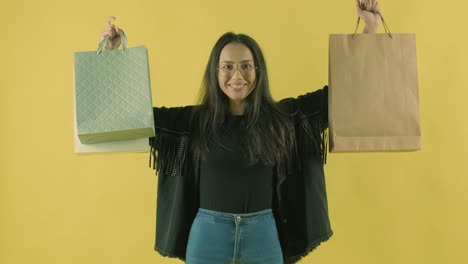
[74,46,154,144]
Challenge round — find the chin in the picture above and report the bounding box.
[228,95,248,102]
[228,91,253,102]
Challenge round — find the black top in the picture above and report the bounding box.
[149,86,332,263]
[199,114,274,214]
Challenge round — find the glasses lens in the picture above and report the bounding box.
[219,63,255,76]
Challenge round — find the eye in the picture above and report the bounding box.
[241,63,253,70]
[221,64,234,70]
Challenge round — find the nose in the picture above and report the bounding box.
[230,68,244,79]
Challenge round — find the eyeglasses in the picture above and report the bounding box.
[216,62,258,77]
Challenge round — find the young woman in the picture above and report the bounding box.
[101,1,381,263]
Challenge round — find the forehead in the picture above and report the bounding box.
[219,43,254,63]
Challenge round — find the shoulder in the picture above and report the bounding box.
[153,105,199,133]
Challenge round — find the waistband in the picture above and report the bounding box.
[197,208,273,224]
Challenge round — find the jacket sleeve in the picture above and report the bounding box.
[148,105,195,176]
[278,85,328,129]
[278,85,329,165]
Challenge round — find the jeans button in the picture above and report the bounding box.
[236,216,241,222]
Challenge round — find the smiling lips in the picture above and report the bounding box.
[228,83,247,90]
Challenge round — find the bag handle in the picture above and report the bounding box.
[97,29,128,55]
[353,11,392,39]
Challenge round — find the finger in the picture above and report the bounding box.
[101,29,110,39]
[101,29,115,39]
[363,0,369,9]
[356,0,366,15]
[363,0,370,11]
[374,2,381,13]
[105,16,116,27]
[356,0,362,11]
[356,0,361,15]
[108,25,119,37]
[103,29,114,37]
[110,25,122,37]
[371,0,377,12]
[356,1,368,18]
[358,0,364,9]
[110,25,120,36]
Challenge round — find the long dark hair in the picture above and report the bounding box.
[191,32,294,166]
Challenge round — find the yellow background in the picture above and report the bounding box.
[2,0,467,263]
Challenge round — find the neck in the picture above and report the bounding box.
[229,100,245,115]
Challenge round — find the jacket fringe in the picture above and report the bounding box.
[275,122,296,200]
[276,114,327,201]
[300,114,328,165]
[148,127,190,177]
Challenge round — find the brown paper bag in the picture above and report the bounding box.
[328,23,421,152]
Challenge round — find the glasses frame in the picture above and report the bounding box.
[216,62,258,77]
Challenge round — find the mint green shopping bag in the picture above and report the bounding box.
[74,31,154,144]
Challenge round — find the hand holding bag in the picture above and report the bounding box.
[73,31,154,153]
[328,14,421,152]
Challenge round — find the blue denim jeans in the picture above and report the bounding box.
[185,208,284,264]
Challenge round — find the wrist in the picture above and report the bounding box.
[363,24,378,34]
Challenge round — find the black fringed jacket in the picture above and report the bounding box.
[148,86,332,264]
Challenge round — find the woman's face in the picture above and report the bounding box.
[217,43,257,105]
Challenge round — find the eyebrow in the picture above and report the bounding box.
[220,60,254,64]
